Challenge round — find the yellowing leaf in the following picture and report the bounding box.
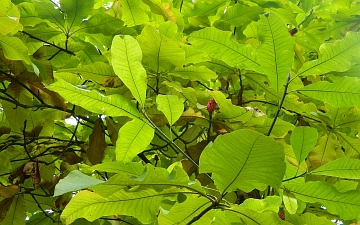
[87,118,107,165]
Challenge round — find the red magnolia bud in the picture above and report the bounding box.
[62,200,68,207]
[55,198,61,208]
[206,98,217,113]
[279,213,285,220]
[289,28,298,36]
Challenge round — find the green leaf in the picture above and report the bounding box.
[298,77,360,108]
[111,35,147,107]
[255,117,295,138]
[0,0,20,35]
[224,206,291,225]
[290,126,318,165]
[47,79,140,118]
[119,0,149,27]
[59,62,116,84]
[137,25,185,72]
[188,27,263,72]
[54,170,104,197]
[286,213,334,225]
[61,188,183,224]
[34,1,65,29]
[308,133,337,169]
[91,164,205,197]
[115,119,154,163]
[0,35,31,65]
[257,13,294,93]
[61,0,94,29]
[199,129,285,193]
[156,95,184,126]
[220,4,263,26]
[285,181,360,220]
[169,65,217,82]
[239,196,282,213]
[158,195,212,224]
[297,32,360,76]
[310,157,360,179]
[74,13,124,35]
[89,162,144,175]
[2,194,26,225]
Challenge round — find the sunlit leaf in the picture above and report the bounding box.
[61,0,94,29]
[0,35,31,64]
[290,126,318,165]
[169,65,217,82]
[115,119,154,163]
[221,4,263,26]
[111,35,147,107]
[1,194,26,225]
[0,0,20,35]
[311,157,360,179]
[47,79,140,118]
[54,170,104,197]
[285,181,360,220]
[156,95,184,126]
[119,0,149,26]
[199,129,285,193]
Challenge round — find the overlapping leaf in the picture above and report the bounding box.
[120,0,149,27]
[47,79,140,118]
[156,95,184,126]
[311,158,360,179]
[188,27,263,72]
[290,126,318,165]
[297,32,360,76]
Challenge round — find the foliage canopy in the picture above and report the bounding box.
[1,0,360,224]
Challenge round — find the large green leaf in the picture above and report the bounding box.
[89,162,144,175]
[59,62,116,83]
[188,27,263,72]
[47,79,140,118]
[169,65,217,82]
[0,35,31,65]
[239,196,282,213]
[158,195,212,224]
[285,181,360,220]
[310,157,360,179]
[290,126,318,165]
[73,13,124,35]
[156,95,184,126]
[54,170,104,197]
[257,13,294,93]
[115,119,154,163]
[91,164,205,197]
[111,35,147,107]
[0,0,20,35]
[286,213,334,225]
[220,4,263,26]
[137,25,185,72]
[61,188,185,224]
[298,77,360,108]
[119,0,149,27]
[199,129,285,193]
[308,133,337,169]
[297,32,360,76]
[60,0,94,29]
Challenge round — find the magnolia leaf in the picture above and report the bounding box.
[87,118,107,165]
[1,194,26,225]
[285,181,360,220]
[0,0,20,35]
[290,126,318,165]
[255,117,295,138]
[225,206,291,225]
[169,65,217,82]
[286,213,334,225]
[61,0,94,28]
[311,157,360,179]
[199,129,285,193]
[158,195,212,224]
[297,32,360,76]
[115,119,154,163]
[119,0,149,26]
[89,162,144,175]
[112,35,147,107]
[61,188,182,224]
[75,13,124,35]
[156,95,184,126]
[0,35,31,65]
[298,77,360,108]
[188,27,263,72]
[257,13,294,93]
[239,196,282,213]
[0,185,19,199]
[308,134,337,169]
[47,79,140,119]
[137,25,185,72]
[54,170,104,197]
[283,190,298,214]
[91,164,204,197]
[221,4,263,26]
